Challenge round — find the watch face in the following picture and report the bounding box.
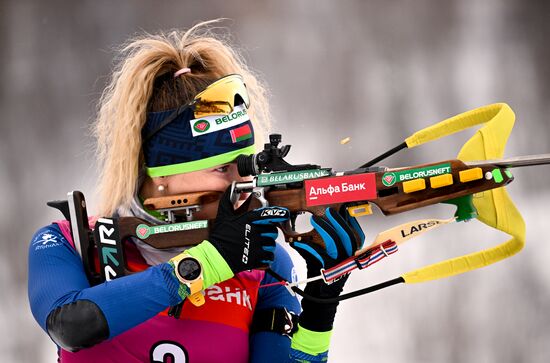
[178,258,202,281]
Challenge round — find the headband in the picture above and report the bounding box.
[142,104,255,177]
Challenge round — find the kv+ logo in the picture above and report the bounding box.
[260,208,288,218]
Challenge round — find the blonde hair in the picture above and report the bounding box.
[93,20,271,216]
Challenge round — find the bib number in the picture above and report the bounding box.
[150,341,188,363]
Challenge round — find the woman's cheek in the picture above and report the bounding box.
[193,201,218,220]
[193,172,229,191]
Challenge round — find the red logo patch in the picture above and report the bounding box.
[138,227,147,237]
[193,120,210,133]
[305,173,377,206]
[383,174,395,185]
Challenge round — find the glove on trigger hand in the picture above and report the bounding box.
[208,187,290,274]
[291,206,365,332]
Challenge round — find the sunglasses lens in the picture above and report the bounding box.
[193,75,250,118]
[194,101,233,118]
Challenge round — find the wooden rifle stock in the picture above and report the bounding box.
[50,159,515,284]
[135,159,512,249]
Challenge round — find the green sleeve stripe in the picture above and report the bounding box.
[291,324,332,356]
[146,146,256,177]
[186,240,234,288]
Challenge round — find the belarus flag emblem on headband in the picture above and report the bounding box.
[230,124,252,143]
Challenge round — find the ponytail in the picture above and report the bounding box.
[93,20,271,216]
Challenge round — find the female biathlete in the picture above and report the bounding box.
[28,21,364,363]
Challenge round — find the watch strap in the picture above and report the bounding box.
[187,279,205,306]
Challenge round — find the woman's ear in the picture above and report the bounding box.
[140,175,170,198]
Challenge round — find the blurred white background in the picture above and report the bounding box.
[1,0,549,362]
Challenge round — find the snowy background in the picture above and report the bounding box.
[1,0,550,362]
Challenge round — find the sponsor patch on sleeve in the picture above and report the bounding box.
[32,231,63,251]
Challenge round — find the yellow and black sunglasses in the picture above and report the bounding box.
[143,74,250,142]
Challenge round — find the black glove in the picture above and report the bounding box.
[291,207,364,331]
[209,187,290,274]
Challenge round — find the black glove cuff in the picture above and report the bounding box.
[298,278,346,331]
[299,300,339,332]
[251,308,299,336]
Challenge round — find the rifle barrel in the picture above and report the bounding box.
[465,154,550,168]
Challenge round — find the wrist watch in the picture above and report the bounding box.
[173,255,205,307]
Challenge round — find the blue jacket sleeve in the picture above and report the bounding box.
[28,224,182,340]
[249,242,301,363]
[249,244,332,363]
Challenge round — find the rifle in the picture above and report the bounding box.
[48,103,549,300]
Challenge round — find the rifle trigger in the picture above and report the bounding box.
[290,213,297,231]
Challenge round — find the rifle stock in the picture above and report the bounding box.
[137,159,513,249]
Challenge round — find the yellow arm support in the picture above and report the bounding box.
[401,103,526,283]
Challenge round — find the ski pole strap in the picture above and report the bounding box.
[321,240,398,283]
